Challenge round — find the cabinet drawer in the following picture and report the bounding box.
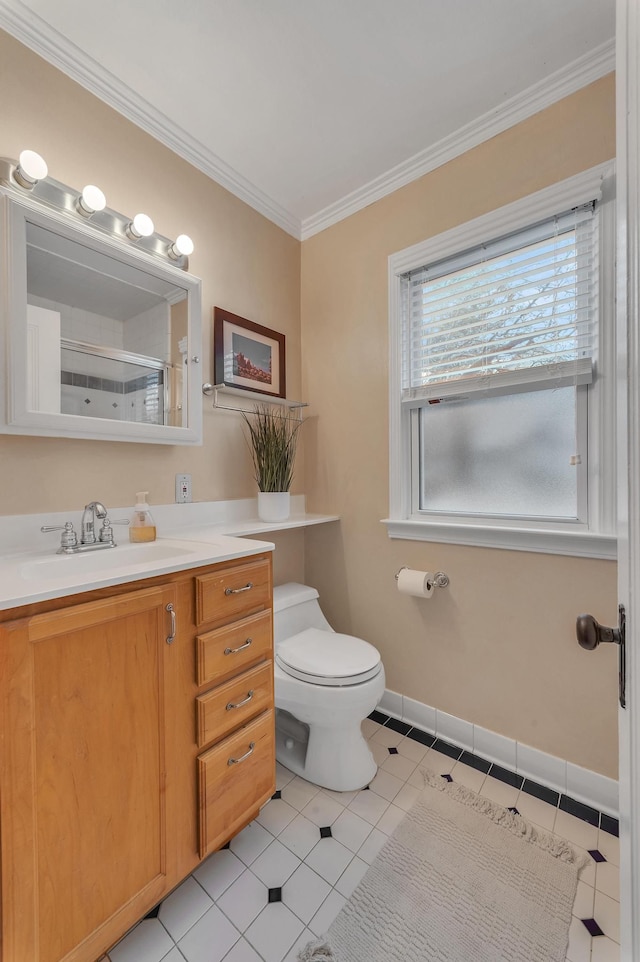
[198,710,275,858]
[195,558,271,627]
[196,662,273,748]
[196,609,272,687]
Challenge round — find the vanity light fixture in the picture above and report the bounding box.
[76,184,106,217]
[12,149,48,190]
[168,234,194,260]
[125,212,155,240]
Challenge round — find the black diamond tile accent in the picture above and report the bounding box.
[319,826,333,839]
[363,785,370,790]
[459,751,491,774]
[432,739,463,760]
[271,790,282,800]
[441,773,453,782]
[588,849,607,863]
[507,807,520,815]
[222,841,231,850]
[581,918,605,937]
[522,779,560,807]
[559,794,600,827]
[489,764,524,790]
[407,728,435,748]
[268,887,282,903]
[385,717,411,735]
[600,813,619,838]
[368,710,389,725]
[144,903,161,919]
[388,746,399,755]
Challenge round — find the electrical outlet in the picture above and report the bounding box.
[175,473,192,503]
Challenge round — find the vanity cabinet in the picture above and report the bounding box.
[0,551,275,962]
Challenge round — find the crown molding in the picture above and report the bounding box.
[0,0,301,239]
[0,1,614,244]
[301,39,616,240]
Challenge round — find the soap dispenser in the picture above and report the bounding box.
[129,492,157,543]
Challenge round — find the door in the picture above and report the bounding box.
[0,583,178,962]
[616,3,640,958]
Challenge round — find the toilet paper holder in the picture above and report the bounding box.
[395,566,450,589]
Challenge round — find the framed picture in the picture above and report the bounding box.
[213,307,286,398]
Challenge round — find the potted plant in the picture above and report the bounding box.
[242,404,302,522]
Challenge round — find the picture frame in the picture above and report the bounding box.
[213,307,286,398]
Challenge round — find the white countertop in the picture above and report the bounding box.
[0,495,339,612]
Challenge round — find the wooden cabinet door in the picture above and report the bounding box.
[0,584,178,962]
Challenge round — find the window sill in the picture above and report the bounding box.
[381,518,616,560]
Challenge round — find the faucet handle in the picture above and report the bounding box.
[41,521,78,549]
[98,517,130,544]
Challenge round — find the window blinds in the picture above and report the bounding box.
[400,204,598,403]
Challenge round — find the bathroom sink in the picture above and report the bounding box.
[19,541,200,581]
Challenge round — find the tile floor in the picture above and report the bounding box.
[107,715,620,962]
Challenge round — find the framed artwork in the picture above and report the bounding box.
[213,307,286,398]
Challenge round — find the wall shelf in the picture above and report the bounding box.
[202,383,308,419]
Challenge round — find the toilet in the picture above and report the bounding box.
[273,583,385,792]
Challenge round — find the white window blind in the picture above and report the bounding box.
[400,204,598,403]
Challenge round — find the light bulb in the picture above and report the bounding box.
[168,233,194,259]
[126,212,154,240]
[77,185,106,217]
[13,149,48,189]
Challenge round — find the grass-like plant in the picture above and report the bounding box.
[242,404,302,492]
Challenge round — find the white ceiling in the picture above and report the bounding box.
[0,0,615,238]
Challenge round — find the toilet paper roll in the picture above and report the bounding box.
[396,568,434,598]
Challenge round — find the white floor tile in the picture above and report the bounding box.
[282,863,332,923]
[357,827,387,864]
[330,808,373,853]
[361,718,381,739]
[376,802,406,836]
[574,845,597,887]
[590,936,621,962]
[596,860,620,902]
[594,890,620,943]
[450,761,486,793]
[571,879,595,920]
[281,776,320,811]
[159,950,184,962]
[304,837,354,885]
[478,775,520,809]
[597,829,620,867]
[381,751,419,781]
[348,788,390,825]
[193,850,245,900]
[395,736,430,764]
[308,890,346,937]
[282,928,316,962]
[278,813,322,860]
[407,766,428,788]
[369,740,391,766]
[257,797,298,836]
[275,762,296,790]
[554,810,600,851]
[217,869,268,932]
[109,919,175,962]
[566,916,593,962]
[513,792,557,831]
[369,768,404,802]
[301,792,345,827]
[393,782,421,812]
[334,855,368,898]
[229,821,274,866]
[221,937,264,962]
[370,726,404,748]
[321,787,359,807]
[158,876,213,942]
[177,905,239,962]
[250,839,301,888]
[244,902,304,962]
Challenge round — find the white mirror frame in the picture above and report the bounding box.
[0,189,202,445]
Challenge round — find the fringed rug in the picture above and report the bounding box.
[298,769,586,962]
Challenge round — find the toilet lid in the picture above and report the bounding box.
[276,628,382,686]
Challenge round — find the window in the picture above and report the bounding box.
[386,165,616,558]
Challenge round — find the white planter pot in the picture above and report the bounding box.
[257,491,291,522]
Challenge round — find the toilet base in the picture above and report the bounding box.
[275,712,378,792]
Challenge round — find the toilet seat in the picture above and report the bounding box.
[276,628,382,687]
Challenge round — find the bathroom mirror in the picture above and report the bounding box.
[0,190,202,444]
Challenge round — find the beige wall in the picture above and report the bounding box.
[0,30,302,514]
[301,75,619,778]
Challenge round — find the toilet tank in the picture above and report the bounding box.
[272,583,333,645]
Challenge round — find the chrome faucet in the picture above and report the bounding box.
[41,501,129,554]
[81,501,108,545]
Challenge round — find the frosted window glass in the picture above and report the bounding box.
[419,387,578,518]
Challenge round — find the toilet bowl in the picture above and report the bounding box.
[273,583,385,792]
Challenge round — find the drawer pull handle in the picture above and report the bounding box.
[224,638,253,655]
[228,741,255,766]
[166,603,176,645]
[226,689,254,711]
[225,582,254,595]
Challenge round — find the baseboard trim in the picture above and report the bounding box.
[377,689,619,818]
